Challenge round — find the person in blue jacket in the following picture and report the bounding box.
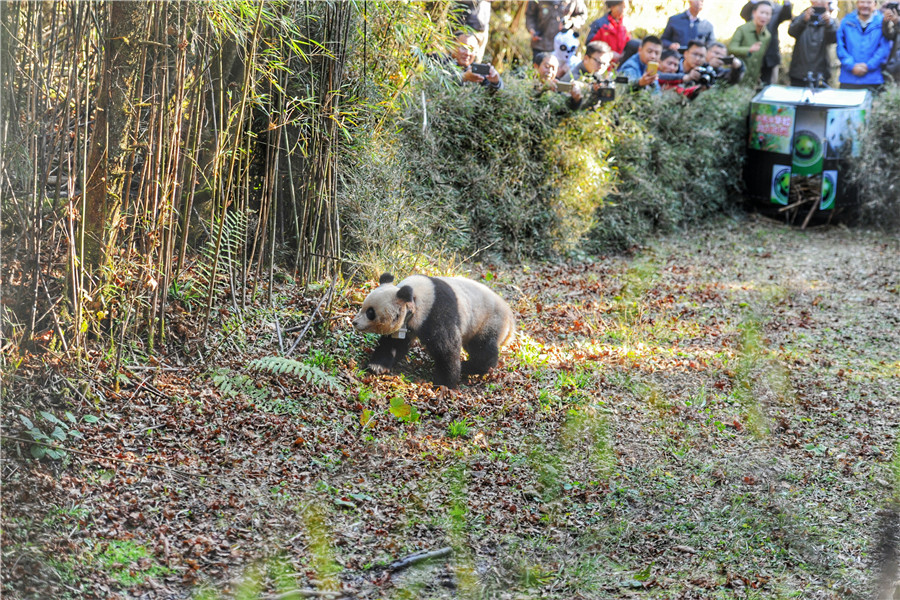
[617,35,663,92]
[661,0,716,51]
[836,0,892,90]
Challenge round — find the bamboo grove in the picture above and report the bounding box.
[0,0,382,357]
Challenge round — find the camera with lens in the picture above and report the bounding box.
[885,1,898,12]
[594,74,629,103]
[695,65,719,87]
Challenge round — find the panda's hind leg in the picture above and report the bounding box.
[462,330,500,375]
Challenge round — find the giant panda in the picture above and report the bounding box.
[351,273,516,389]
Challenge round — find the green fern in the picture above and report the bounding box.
[211,369,269,402]
[248,356,344,392]
[197,209,252,299]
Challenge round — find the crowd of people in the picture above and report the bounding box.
[442,0,900,105]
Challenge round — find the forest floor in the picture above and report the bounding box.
[3,215,899,600]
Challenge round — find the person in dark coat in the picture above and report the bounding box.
[526,0,588,57]
[787,0,837,87]
[741,0,793,84]
[661,0,716,51]
[883,1,900,83]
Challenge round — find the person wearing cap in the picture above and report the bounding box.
[586,1,632,65]
[661,0,716,51]
[526,0,588,58]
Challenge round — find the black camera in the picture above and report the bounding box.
[470,63,491,76]
[594,75,629,103]
[885,1,899,11]
[695,64,718,87]
[723,55,735,66]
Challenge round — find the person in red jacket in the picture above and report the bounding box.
[586,1,631,65]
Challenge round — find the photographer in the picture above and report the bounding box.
[448,32,503,90]
[708,41,746,85]
[533,52,587,109]
[679,40,709,85]
[617,35,663,93]
[883,1,900,83]
[788,0,837,87]
[662,40,720,98]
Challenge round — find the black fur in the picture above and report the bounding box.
[417,278,462,388]
[359,275,512,389]
[368,335,411,373]
[461,330,500,375]
[379,273,395,285]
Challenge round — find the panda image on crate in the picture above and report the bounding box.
[352,273,516,389]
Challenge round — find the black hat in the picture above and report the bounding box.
[606,0,624,6]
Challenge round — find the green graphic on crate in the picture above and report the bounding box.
[820,170,837,210]
[750,103,795,154]
[771,165,791,205]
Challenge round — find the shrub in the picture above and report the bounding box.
[339,73,755,269]
[850,85,900,230]
[584,85,753,250]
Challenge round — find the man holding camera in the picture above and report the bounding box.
[788,0,837,87]
[449,32,503,90]
[836,0,891,90]
[708,41,746,85]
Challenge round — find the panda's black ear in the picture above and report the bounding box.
[573,31,579,38]
[397,285,413,303]
[379,273,394,285]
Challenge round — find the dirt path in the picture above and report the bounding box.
[2,216,898,599]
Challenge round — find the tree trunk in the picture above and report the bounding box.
[83,0,146,272]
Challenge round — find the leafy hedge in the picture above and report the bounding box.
[850,85,900,230]
[340,73,755,268]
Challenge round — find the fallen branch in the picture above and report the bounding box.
[266,589,345,599]
[388,546,453,573]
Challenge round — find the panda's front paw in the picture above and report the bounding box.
[368,362,391,375]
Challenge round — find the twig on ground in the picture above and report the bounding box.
[287,275,338,356]
[266,589,346,599]
[388,546,453,572]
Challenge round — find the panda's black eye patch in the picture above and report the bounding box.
[366,307,376,320]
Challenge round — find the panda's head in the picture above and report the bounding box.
[352,273,415,335]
